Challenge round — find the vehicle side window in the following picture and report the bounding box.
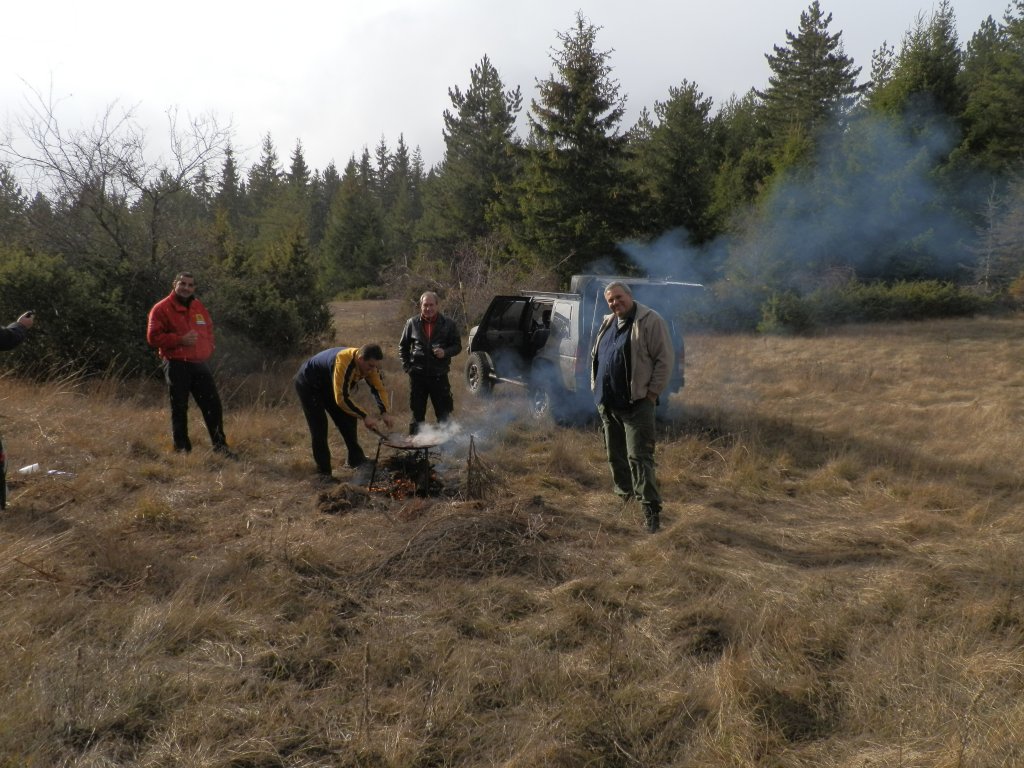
[483,299,528,331]
[552,303,572,339]
[494,300,528,332]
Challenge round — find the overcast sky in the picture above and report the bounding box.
[2,0,1003,179]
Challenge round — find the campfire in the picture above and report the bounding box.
[368,451,443,499]
[365,424,462,499]
[315,428,495,516]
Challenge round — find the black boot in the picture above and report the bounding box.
[643,505,661,534]
[213,443,238,460]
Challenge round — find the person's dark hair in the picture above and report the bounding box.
[175,271,196,285]
[359,343,384,361]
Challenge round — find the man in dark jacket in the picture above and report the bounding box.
[146,272,233,456]
[2,310,34,510]
[0,311,33,351]
[398,291,461,435]
[591,281,674,534]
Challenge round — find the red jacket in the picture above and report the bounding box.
[147,292,216,362]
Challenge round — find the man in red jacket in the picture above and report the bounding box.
[146,272,234,456]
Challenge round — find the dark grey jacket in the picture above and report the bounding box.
[0,322,27,352]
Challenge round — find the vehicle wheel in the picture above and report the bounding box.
[529,362,567,423]
[465,352,495,396]
[529,381,554,421]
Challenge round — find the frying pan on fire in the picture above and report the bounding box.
[366,428,447,494]
[371,429,449,451]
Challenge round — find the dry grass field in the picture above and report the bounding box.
[2,300,1023,767]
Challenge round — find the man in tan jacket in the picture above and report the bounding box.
[591,281,674,533]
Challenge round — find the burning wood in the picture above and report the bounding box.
[368,453,444,498]
[318,426,465,516]
[368,473,420,500]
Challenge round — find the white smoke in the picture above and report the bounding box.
[409,420,463,447]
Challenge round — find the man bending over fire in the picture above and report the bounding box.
[293,344,396,482]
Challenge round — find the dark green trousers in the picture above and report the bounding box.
[598,399,661,510]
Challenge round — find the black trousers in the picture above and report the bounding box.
[294,376,366,474]
[164,360,226,451]
[408,372,453,432]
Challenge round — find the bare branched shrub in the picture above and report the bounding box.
[383,235,559,328]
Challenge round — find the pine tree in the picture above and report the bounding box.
[869,0,964,119]
[864,42,898,108]
[309,161,340,250]
[643,80,716,244]
[424,55,523,249]
[192,163,214,214]
[954,3,1024,173]
[263,229,331,338]
[520,12,635,279]
[708,90,773,225]
[374,137,392,205]
[357,148,377,197]
[247,133,283,215]
[973,179,1024,290]
[378,135,406,216]
[758,1,866,163]
[320,157,386,295]
[0,164,28,247]
[382,135,422,263]
[287,140,311,194]
[215,146,243,228]
[623,107,658,235]
[411,147,426,186]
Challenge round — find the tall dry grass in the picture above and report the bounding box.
[2,308,1023,766]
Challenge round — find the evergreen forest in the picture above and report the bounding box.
[2,1,1024,376]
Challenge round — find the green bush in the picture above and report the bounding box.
[813,280,987,324]
[758,291,814,334]
[1,244,333,379]
[209,275,307,361]
[0,248,156,377]
[755,280,990,334]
